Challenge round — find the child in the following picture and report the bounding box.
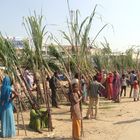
[70,83,82,140]
[133,76,139,101]
[120,74,127,97]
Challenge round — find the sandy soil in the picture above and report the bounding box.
[1,88,140,140]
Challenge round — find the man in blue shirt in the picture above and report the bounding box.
[129,70,136,97]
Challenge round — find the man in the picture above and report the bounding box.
[85,76,105,119]
[49,72,59,108]
[129,70,136,97]
[29,104,48,133]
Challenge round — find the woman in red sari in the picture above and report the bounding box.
[107,72,113,100]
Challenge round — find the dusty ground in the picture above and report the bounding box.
[1,88,140,140]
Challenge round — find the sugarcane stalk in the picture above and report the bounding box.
[80,99,84,137]
[40,68,53,131]
[16,97,20,136]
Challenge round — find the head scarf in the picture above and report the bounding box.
[0,76,12,109]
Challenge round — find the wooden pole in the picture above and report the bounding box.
[16,98,20,136]
[19,97,27,136]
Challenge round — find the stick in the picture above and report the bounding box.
[16,98,20,136]
[80,100,84,137]
[18,96,27,136]
[41,68,53,132]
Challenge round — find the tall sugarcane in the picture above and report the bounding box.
[23,12,54,130]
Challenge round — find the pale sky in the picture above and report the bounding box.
[0,0,140,51]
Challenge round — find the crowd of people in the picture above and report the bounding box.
[70,70,140,140]
[0,70,139,140]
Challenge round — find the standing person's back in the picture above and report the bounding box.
[129,71,136,97]
[89,80,101,98]
[49,72,59,108]
[120,74,127,97]
[85,76,105,119]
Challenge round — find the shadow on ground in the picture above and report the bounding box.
[23,137,72,140]
[16,124,35,132]
[55,118,71,122]
[114,119,140,125]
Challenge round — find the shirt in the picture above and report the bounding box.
[130,73,136,84]
[70,91,81,120]
[121,78,127,86]
[89,81,103,98]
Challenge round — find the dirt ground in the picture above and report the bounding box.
[1,88,140,140]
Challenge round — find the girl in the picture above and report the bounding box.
[70,83,82,140]
[133,76,139,101]
[120,74,127,97]
[107,72,113,100]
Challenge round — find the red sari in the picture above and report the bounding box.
[107,73,113,100]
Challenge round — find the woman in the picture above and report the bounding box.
[70,83,82,140]
[107,72,113,100]
[29,104,48,133]
[133,76,139,101]
[0,76,18,137]
[112,71,121,102]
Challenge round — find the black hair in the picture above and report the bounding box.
[132,70,135,74]
[93,75,98,81]
[46,77,50,81]
[72,83,78,89]
[134,76,137,81]
[74,73,79,79]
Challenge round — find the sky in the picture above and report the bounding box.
[0,0,140,51]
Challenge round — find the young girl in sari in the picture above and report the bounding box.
[0,76,18,137]
[70,83,82,140]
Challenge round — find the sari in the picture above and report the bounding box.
[29,108,48,131]
[107,74,113,100]
[0,76,16,138]
[113,73,121,102]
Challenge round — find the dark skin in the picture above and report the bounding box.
[72,85,83,102]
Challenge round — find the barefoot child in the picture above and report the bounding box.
[133,76,139,101]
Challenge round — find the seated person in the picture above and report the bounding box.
[29,104,48,133]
